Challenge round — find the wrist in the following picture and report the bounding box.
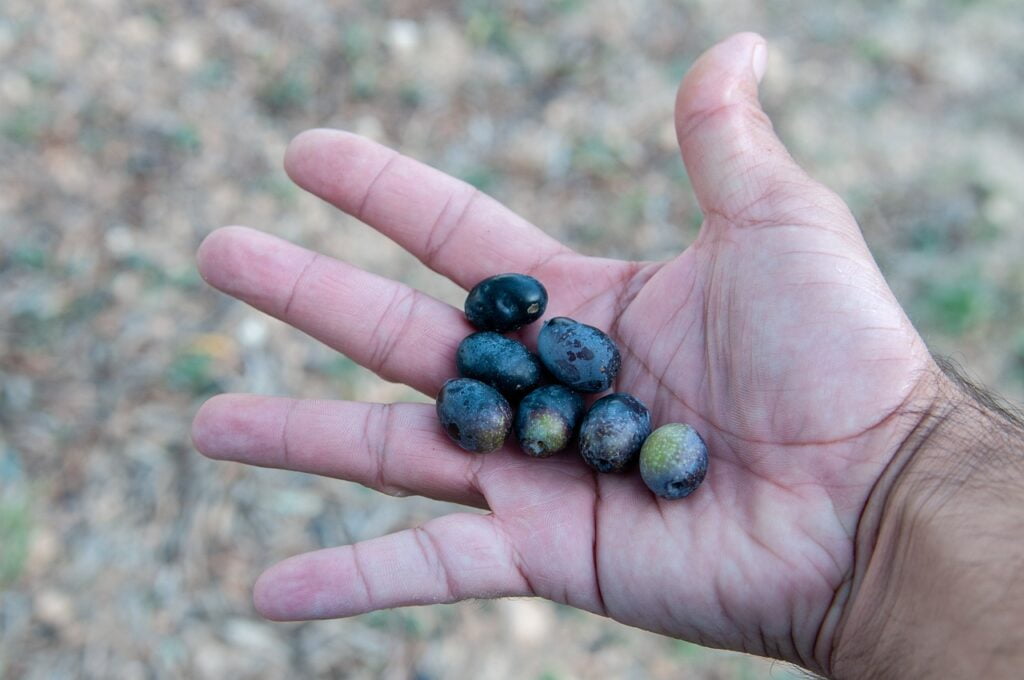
[828,360,1024,679]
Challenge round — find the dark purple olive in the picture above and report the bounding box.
[456,332,544,401]
[464,273,548,332]
[436,378,512,453]
[578,393,651,472]
[537,317,621,393]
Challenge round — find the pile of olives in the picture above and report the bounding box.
[436,273,708,500]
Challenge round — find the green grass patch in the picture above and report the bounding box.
[398,83,424,109]
[0,497,30,587]
[671,640,708,660]
[462,1,515,52]
[570,136,622,177]
[553,0,584,13]
[2,105,50,146]
[258,69,310,117]
[341,24,372,62]
[913,275,992,336]
[164,121,202,154]
[459,166,499,192]
[253,172,299,206]
[62,290,112,324]
[194,59,232,89]
[351,62,379,100]
[1010,333,1024,386]
[114,254,200,290]
[166,350,221,397]
[323,355,359,378]
[5,245,47,270]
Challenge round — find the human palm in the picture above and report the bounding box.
[193,34,934,673]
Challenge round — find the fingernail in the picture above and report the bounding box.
[751,43,767,84]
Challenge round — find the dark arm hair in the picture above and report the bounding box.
[829,355,1024,679]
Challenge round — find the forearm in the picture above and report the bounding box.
[830,360,1024,678]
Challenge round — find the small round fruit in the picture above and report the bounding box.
[515,385,585,457]
[456,332,544,401]
[640,424,709,499]
[537,317,621,393]
[436,378,512,453]
[464,273,548,332]
[578,393,651,472]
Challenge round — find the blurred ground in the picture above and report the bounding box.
[2,0,1023,678]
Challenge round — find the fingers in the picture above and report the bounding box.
[253,512,531,620]
[283,128,573,289]
[192,394,487,508]
[675,33,858,237]
[196,225,465,395]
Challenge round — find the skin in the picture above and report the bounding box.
[190,33,1015,677]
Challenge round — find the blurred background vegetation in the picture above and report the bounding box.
[1,0,1023,678]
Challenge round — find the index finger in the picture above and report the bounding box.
[283,129,574,289]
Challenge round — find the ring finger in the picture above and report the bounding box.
[197,225,468,395]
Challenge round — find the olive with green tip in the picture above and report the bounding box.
[639,423,709,499]
[436,378,512,453]
[515,384,585,457]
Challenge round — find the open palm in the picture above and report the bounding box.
[193,34,935,674]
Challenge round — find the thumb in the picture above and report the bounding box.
[676,33,851,231]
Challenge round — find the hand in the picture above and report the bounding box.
[192,33,938,675]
